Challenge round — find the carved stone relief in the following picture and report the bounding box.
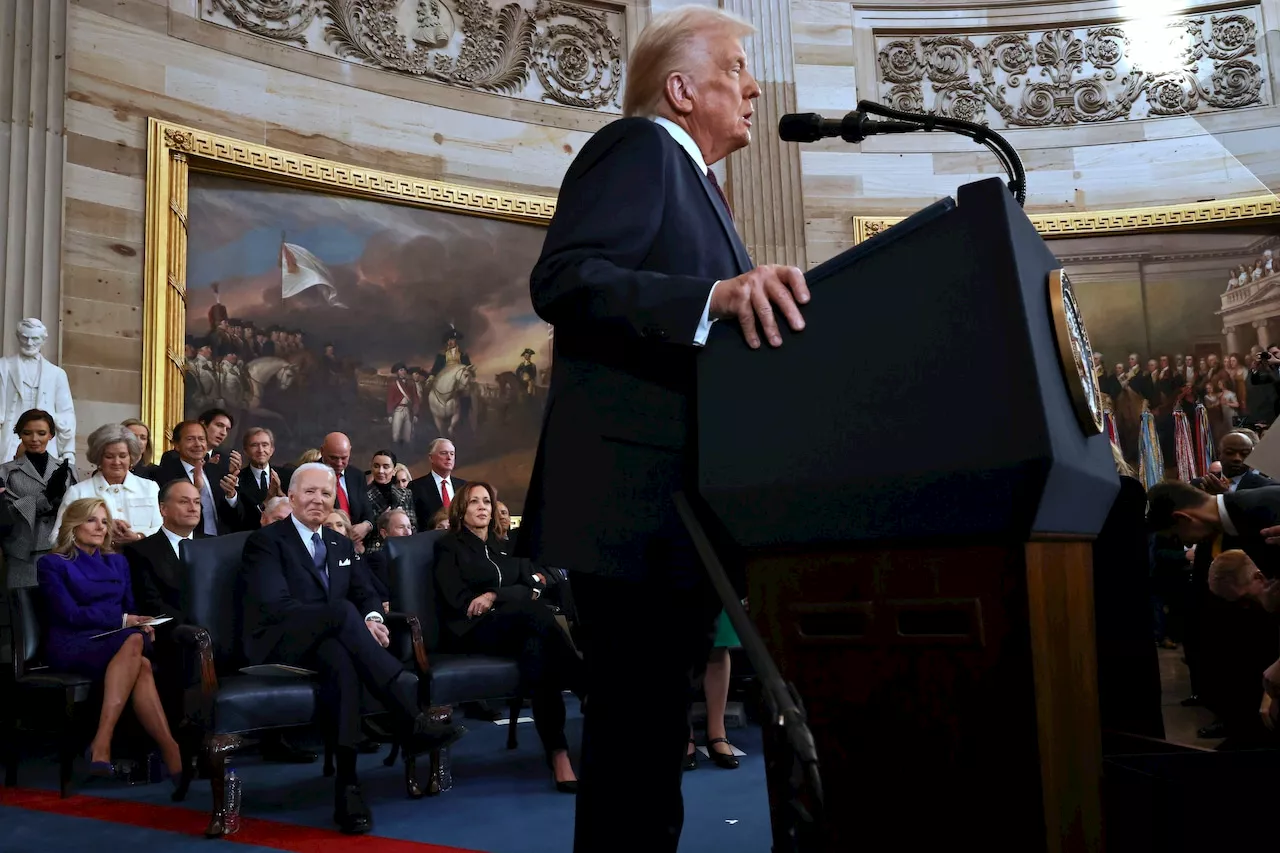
[875,7,1269,128]
[204,0,624,111]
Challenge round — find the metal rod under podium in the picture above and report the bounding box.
[673,492,825,841]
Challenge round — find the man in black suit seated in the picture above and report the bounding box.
[518,7,808,851]
[318,432,373,545]
[241,463,463,834]
[156,420,250,535]
[1191,431,1273,494]
[238,427,282,523]
[409,438,465,530]
[1148,481,1280,745]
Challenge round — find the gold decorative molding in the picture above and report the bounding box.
[142,118,557,441]
[852,193,1280,244]
[202,0,625,112]
[876,6,1268,129]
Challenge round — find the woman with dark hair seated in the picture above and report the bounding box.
[434,481,584,793]
[38,497,183,780]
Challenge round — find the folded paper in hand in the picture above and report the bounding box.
[239,664,319,677]
[91,616,172,640]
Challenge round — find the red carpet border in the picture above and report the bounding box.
[0,787,484,853]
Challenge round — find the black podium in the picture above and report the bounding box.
[697,178,1119,852]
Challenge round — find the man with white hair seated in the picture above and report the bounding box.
[521,6,809,850]
[241,462,464,834]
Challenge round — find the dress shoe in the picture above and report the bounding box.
[261,735,318,764]
[334,783,373,835]
[706,737,740,770]
[553,775,579,794]
[683,738,698,772]
[400,715,466,757]
[462,700,502,722]
[1197,720,1227,739]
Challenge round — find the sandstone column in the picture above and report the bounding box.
[1255,319,1270,350]
[722,0,807,269]
[1224,325,1239,355]
[0,0,68,356]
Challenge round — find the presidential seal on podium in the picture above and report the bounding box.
[1049,268,1104,435]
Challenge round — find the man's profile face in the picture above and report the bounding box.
[681,27,760,163]
[1173,513,1215,544]
[205,415,232,448]
[1220,434,1254,478]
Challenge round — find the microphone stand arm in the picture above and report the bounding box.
[857,100,1027,206]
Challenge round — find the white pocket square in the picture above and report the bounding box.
[338,558,351,567]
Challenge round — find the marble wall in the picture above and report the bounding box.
[1,0,1277,456]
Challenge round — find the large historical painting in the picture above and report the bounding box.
[1062,224,1279,471]
[144,121,556,514]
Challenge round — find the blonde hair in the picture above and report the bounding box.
[294,448,322,466]
[1208,549,1258,599]
[52,497,115,557]
[623,6,754,117]
[392,462,412,485]
[324,508,353,536]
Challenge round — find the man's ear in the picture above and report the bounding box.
[664,72,695,116]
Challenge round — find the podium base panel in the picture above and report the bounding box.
[749,539,1102,853]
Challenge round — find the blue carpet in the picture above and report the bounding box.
[3,699,772,852]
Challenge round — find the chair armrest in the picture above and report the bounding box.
[172,624,219,696]
[384,611,429,674]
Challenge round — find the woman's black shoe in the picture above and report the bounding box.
[683,738,698,771]
[554,776,579,794]
[706,737,740,770]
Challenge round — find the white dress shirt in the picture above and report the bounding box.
[160,525,193,560]
[291,514,382,622]
[431,471,457,505]
[249,464,271,492]
[1217,494,1239,536]
[52,471,162,545]
[652,116,724,347]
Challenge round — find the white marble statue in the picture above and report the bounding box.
[1266,250,1275,277]
[0,318,76,465]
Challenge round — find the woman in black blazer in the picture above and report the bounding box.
[435,481,584,793]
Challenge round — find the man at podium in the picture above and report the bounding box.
[517,6,809,851]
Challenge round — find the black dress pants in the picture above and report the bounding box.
[570,570,722,853]
[448,597,583,756]
[268,600,413,748]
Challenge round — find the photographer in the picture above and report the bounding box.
[1248,346,1280,425]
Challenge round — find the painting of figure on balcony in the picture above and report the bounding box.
[181,171,552,512]
[1053,225,1280,477]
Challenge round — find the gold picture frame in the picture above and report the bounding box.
[852,194,1280,244]
[142,118,558,445]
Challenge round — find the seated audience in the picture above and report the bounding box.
[0,409,75,591]
[121,418,161,481]
[156,420,248,536]
[261,495,292,526]
[492,500,513,555]
[240,462,463,834]
[365,450,417,551]
[38,497,182,781]
[323,508,362,554]
[123,479,204,629]
[410,438,463,531]
[1191,431,1271,493]
[392,463,412,490]
[363,508,412,612]
[428,508,449,531]
[319,432,374,544]
[434,481,583,793]
[55,423,162,545]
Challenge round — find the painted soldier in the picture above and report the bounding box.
[515,348,538,394]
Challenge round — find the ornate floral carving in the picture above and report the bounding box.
[164,128,196,152]
[875,9,1267,128]
[203,0,624,111]
[207,0,319,44]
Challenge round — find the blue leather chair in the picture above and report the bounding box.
[172,532,429,836]
[384,531,523,792]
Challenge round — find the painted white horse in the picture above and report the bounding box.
[428,362,475,437]
[244,356,299,410]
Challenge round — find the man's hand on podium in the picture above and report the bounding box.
[710,265,809,349]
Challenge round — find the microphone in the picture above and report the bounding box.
[778,111,919,144]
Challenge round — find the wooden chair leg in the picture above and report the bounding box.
[507,699,520,750]
[204,734,240,838]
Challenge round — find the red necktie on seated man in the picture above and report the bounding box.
[441,479,451,510]
[337,474,350,514]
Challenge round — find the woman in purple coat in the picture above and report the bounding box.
[38,497,182,778]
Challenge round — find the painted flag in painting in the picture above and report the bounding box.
[281,242,347,308]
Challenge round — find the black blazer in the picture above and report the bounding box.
[518,118,750,580]
[362,548,390,603]
[155,455,249,535]
[240,517,382,665]
[435,529,542,639]
[238,465,278,522]
[1190,470,1274,492]
[1212,486,1280,577]
[123,528,207,627]
[409,475,465,531]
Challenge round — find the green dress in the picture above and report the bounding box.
[713,609,740,648]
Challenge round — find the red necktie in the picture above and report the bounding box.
[441,479,451,510]
[706,169,732,220]
[336,475,350,514]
